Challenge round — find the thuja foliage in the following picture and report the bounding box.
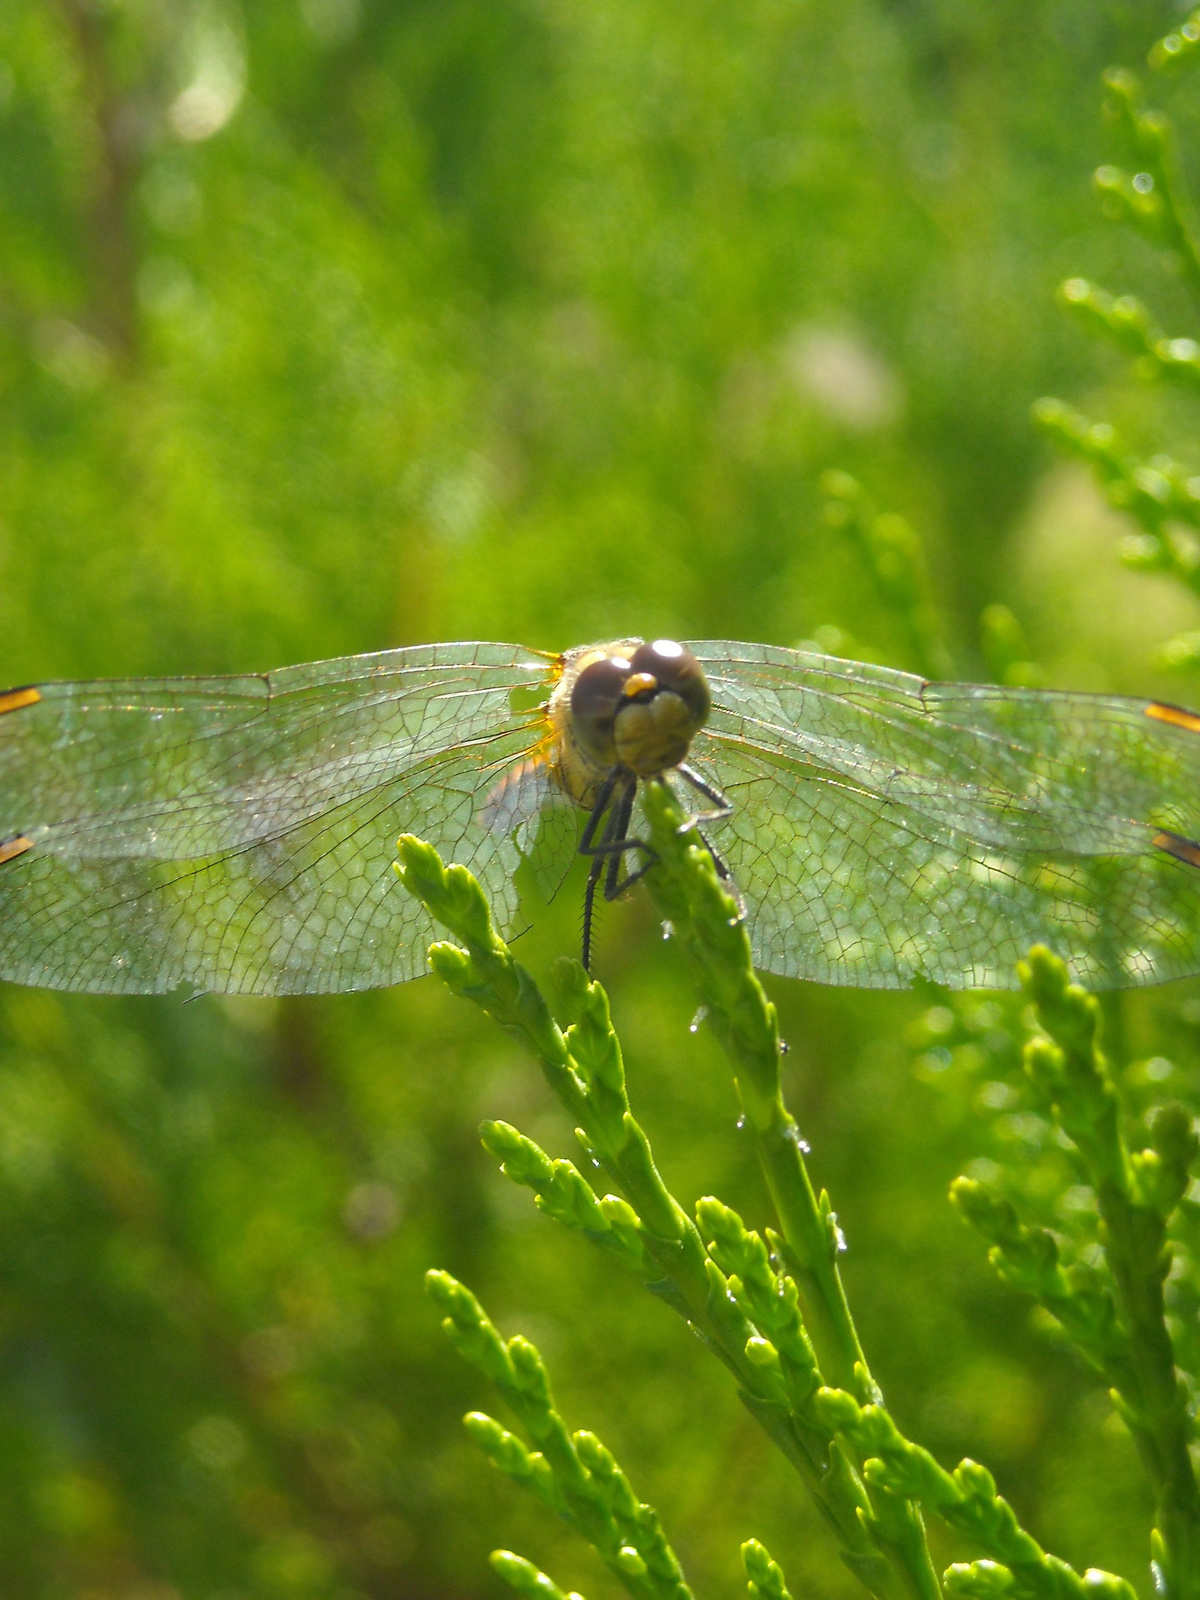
[818,469,952,681]
[395,779,1199,1600]
[1036,11,1200,664]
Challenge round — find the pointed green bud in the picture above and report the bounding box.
[1023,1036,1066,1097]
[552,957,590,1023]
[488,1551,573,1600]
[814,1385,861,1430]
[508,1336,553,1406]
[440,862,497,948]
[573,1430,613,1477]
[428,941,474,989]
[745,1335,781,1369]
[598,1194,641,1231]
[395,835,447,903]
[953,1458,998,1500]
[742,1539,792,1600]
[944,1558,1015,1598]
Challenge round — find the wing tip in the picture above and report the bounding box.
[1146,700,1200,734]
[1154,828,1200,870]
[0,835,33,866]
[0,686,41,716]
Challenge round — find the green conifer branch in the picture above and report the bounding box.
[637,784,942,1600]
[1150,11,1200,74]
[398,838,919,1590]
[401,835,942,1600]
[480,1118,650,1272]
[743,1538,794,1600]
[815,1388,1135,1600]
[636,779,872,1401]
[396,837,688,1254]
[698,1195,822,1416]
[427,1270,693,1600]
[819,470,953,680]
[1015,948,1200,1600]
[464,1412,571,1518]
[1031,404,1200,671]
[490,1549,587,1600]
[1056,279,1200,393]
[1030,399,1200,583]
[1097,70,1200,309]
[949,1179,1131,1387]
[1040,47,1200,649]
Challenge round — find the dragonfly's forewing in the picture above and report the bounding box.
[690,641,1200,989]
[0,644,553,994]
[7,633,1200,997]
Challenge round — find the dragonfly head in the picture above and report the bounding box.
[569,639,710,777]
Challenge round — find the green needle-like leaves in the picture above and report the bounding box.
[1020,950,1200,1600]
[1151,12,1200,74]
[1056,279,1200,394]
[1039,48,1200,657]
[638,778,871,1401]
[480,1119,650,1271]
[1098,70,1200,303]
[400,829,939,1599]
[816,1389,1135,1600]
[403,831,1164,1600]
[427,1270,693,1600]
[820,470,953,680]
[402,832,915,1590]
[490,1550,586,1600]
[954,948,1200,1600]
[949,1179,1130,1385]
[698,1195,821,1413]
[743,1539,794,1600]
[1031,399,1200,553]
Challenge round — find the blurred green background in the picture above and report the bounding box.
[3,2,1200,1597]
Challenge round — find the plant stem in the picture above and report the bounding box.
[638,779,872,1400]
[394,835,910,1591]
[1021,949,1200,1600]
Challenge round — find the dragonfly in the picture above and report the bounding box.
[3,636,1200,996]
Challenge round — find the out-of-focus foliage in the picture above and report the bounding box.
[2,3,1200,1598]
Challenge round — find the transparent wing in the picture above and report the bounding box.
[687,640,1200,989]
[0,643,556,995]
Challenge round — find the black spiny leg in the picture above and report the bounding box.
[675,763,744,915]
[580,772,653,968]
[677,762,733,823]
[602,777,638,901]
[579,768,625,970]
[578,765,741,968]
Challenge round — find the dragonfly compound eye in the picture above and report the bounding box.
[612,640,711,776]
[627,640,711,729]
[569,652,635,764]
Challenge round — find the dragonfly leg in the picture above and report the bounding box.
[580,770,645,967]
[668,769,745,917]
[578,768,737,965]
[578,766,621,856]
[602,778,639,902]
[698,828,747,919]
[581,851,604,970]
[580,777,651,897]
[675,762,733,825]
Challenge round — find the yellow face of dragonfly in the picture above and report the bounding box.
[547,638,712,807]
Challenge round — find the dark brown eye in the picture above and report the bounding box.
[570,653,633,761]
[628,640,710,728]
